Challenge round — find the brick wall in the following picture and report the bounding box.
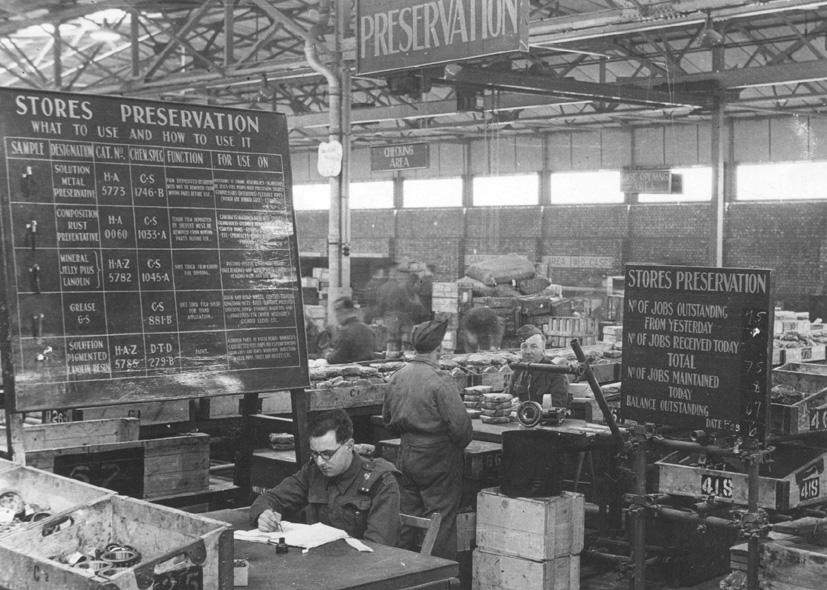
[295,202,827,312]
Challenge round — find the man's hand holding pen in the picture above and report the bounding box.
[257,508,283,533]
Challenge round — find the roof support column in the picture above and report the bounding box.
[52,23,61,89]
[710,46,726,268]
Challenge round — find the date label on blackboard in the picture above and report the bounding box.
[700,474,733,498]
[153,564,202,590]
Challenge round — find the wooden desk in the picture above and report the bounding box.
[206,508,459,590]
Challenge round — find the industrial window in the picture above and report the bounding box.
[403,177,463,208]
[472,174,539,206]
[350,181,394,209]
[637,167,712,202]
[292,184,329,210]
[550,170,624,204]
[736,161,827,200]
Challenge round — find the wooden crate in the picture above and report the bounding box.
[250,448,299,495]
[543,317,598,339]
[200,391,292,419]
[517,296,553,316]
[0,494,232,590]
[772,362,827,435]
[0,418,139,452]
[0,466,114,539]
[774,318,811,335]
[457,511,477,553]
[476,488,584,560]
[655,446,827,510]
[773,362,827,394]
[308,383,387,411]
[731,531,827,590]
[473,549,579,590]
[77,399,193,425]
[23,434,210,501]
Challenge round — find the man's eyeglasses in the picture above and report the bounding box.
[309,442,346,462]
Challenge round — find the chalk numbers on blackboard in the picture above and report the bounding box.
[740,308,769,439]
[743,309,768,333]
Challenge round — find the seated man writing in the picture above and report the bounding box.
[249,409,400,547]
[507,324,571,409]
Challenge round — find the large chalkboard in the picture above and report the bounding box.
[620,264,772,440]
[0,88,309,412]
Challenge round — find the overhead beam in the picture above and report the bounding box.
[529,0,827,44]
[288,93,590,129]
[616,59,827,89]
[444,67,709,108]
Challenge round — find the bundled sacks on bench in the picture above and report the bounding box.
[465,255,536,287]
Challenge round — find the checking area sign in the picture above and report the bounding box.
[356,0,529,76]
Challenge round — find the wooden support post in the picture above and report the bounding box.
[630,436,647,590]
[234,392,259,502]
[6,411,26,466]
[291,388,310,466]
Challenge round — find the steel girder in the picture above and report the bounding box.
[1,1,827,149]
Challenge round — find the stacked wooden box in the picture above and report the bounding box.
[473,488,584,590]
[542,316,599,348]
[2,419,211,502]
[729,523,827,590]
[433,282,473,352]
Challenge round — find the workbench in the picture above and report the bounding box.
[205,508,460,590]
[470,418,622,444]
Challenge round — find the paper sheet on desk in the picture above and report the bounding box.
[234,522,349,550]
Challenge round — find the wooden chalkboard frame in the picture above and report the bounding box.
[0,88,309,413]
[620,263,773,440]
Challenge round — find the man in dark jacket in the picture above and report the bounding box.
[325,297,375,365]
[382,319,473,560]
[250,409,400,546]
[507,324,570,408]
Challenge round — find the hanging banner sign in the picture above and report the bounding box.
[356,0,530,76]
[620,264,773,440]
[545,255,615,270]
[371,143,429,171]
[620,169,672,193]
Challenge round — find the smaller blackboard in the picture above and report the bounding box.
[620,264,773,440]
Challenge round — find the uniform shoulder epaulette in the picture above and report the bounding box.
[358,459,396,494]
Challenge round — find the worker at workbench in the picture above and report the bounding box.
[507,324,571,409]
[250,409,400,546]
[325,296,375,365]
[382,319,473,560]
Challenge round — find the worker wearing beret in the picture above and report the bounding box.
[250,409,400,547]
[382,319,473,560]
[507,324,571,409]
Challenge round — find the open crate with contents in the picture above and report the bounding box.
[0,465,114,539]
[0,494,232,590]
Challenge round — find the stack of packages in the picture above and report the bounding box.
[458,255,564,348]
[463,385,490,419]
[480,392,513,424]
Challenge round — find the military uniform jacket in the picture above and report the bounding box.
[326,316,375,365]
[508,355,571,408]
[249,451,400,546]
[383,356,473,449]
